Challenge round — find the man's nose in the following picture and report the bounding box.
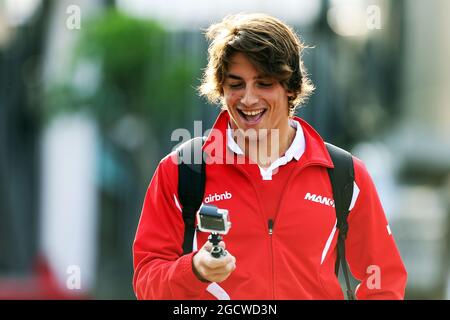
[240,86,259,106]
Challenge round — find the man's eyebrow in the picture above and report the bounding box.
[226,73,243,80]
[226,73,271,80]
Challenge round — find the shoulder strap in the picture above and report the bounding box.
[325,142,356,300]
[177,137,206,255]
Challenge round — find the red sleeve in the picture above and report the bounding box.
[132,153,210,299]
[345,157,408,300]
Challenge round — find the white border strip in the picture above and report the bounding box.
[348,182,360,211]
[320,182,360,265]
[321,221,337,265]
[174,194,182,212]
[207,283,231,300]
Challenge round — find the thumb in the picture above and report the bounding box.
[200,239,226,253]
[201,240,213,252]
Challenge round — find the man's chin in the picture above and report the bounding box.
[234,127,269,141]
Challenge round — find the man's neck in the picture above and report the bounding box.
[232,121,296,168]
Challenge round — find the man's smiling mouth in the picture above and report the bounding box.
[237,108,267,125]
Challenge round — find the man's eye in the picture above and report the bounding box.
[258,82,273,88]
[229,83,243,89]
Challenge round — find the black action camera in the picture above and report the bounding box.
[197,204,231,258]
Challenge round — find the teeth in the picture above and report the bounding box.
[241,109,264,116]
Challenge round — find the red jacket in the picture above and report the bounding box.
[133,111,407,300]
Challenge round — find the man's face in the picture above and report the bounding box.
[223,53,292,140]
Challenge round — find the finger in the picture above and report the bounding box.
[203,257,228,270]
[203,265,233,279]
[201,240,226,253]
[202,263,231,275]
[204,253,235,269]
[195,250,227,273]
[203,256,236,274]
[206,263,236,282]
[200,241,212,252]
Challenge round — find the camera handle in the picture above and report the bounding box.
[208,233,227,258]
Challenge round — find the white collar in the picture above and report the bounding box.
[226,119,305,180]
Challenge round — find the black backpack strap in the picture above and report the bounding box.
[177,137,206,255]
[325,142,356,300]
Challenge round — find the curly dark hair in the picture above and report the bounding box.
[198,13,315,116]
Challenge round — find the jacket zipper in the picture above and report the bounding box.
[230,161,331,299]
[268,219,274,235]
[264,163,328,300]
[268,219,275,299]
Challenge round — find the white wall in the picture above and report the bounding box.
[40,113,99,292]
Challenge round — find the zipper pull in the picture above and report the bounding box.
[268,219,274,235]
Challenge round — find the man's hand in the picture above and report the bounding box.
[192,240,236,283]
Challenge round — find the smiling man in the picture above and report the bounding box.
[132,13,407,300]
[223,52,297,168]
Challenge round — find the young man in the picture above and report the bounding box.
[133,13,407,300]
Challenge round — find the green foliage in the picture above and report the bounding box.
[45,9,199,134]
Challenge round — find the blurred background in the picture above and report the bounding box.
[0,0,449,299]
